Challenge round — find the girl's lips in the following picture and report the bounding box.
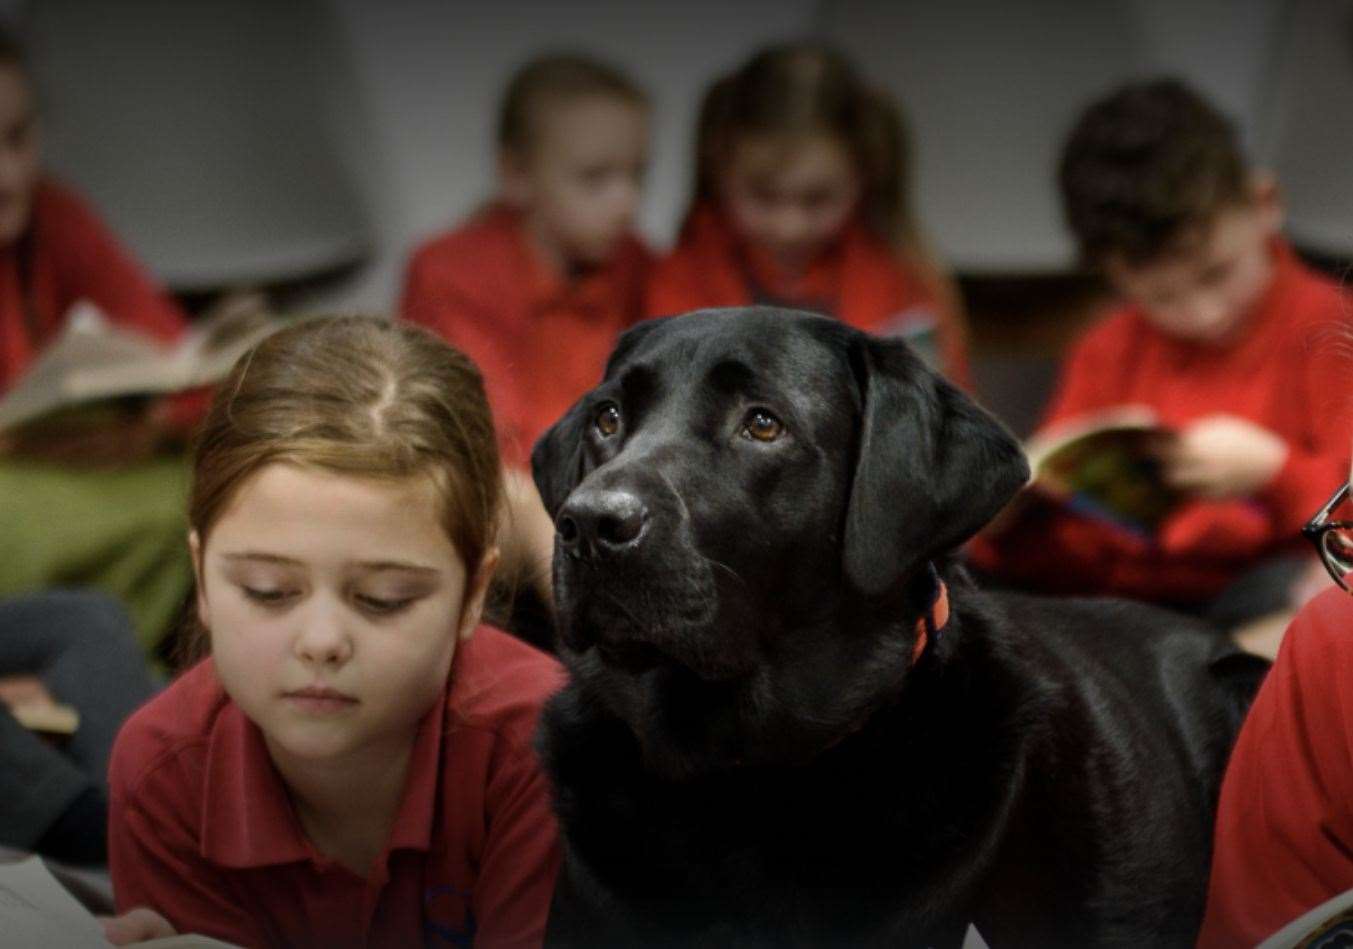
[283,687,358,714]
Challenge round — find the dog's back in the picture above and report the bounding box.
[966,590,1265,946]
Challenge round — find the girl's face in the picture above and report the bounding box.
[191,464,495,767]
[0,63,39,244]
[719,132,862,274]
[502,93,648,271]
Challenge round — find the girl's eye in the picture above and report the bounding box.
[741,409,784,442]
[243,587,296,605]
[355,594,415,616]
[595,402,622,438]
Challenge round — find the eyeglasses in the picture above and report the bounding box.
[1303,481,1353,591]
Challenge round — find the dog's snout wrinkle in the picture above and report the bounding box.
[557,486,649,561]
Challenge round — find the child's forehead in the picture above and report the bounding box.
[219,463,446,535]
[726,131,855,183]
[528,91,646,142]
[1109,205,1263,279]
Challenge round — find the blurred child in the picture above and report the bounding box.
[104,317,563,947]
[972,79,1352,619]
[0,26,196,649]
[645,42,970,387]
[401,53,652,594]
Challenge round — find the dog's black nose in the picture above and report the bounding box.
[557,488,648,559]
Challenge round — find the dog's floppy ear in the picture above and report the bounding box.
[843,334,1029,598]
[531,398,591,519]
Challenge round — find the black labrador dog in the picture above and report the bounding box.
[531,307,1261,947]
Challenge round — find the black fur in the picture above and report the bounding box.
[531,307,1263,947]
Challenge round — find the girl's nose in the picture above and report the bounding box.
[293,599,354,666]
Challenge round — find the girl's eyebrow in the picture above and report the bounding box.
[355,561,440,575]
[220,552,436,574]
[221,551,301,565]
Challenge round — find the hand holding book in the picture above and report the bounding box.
[1013,407,1289,537]
[1158,414,1289,499]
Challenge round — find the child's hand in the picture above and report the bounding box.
[1160,415,1288,499]
[99,907,177,944]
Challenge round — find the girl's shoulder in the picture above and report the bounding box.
[29,177,112,245]
[407,205,523,280]
[108,660,233,802]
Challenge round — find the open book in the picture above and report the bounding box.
[1024,406,1180,535]
[0,297,283,433]
[0,856,238,947]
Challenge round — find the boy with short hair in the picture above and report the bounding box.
[400,52,652,600]
[401,52,651,470]
[972,78,1351,617]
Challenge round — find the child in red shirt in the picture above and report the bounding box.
[103,318,564,948]
[971,79,1351,616]
[0,28,196,649]
[1198,480,1353,945]
[401,55,652,593]
[645,43,970,388]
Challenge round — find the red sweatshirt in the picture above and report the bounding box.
[109,625,565,949]
[644,201,971,388]
[1198,587,1353,947]
[0,178,187,393]
[971,241,1351,607]
[401,205,653,468]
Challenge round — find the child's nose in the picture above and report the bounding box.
[293,598,353,665]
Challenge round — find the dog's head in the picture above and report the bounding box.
[533,307,1027,777]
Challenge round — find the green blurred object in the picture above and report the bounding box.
[0,456,192,669]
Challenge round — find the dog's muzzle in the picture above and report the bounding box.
[556,486,649,561]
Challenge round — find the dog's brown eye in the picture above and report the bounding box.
[742,409,783,442]
[595,403,621,437]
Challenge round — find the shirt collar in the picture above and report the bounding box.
[199,666,447,869]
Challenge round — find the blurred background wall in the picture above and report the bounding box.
[10,0,1350,430]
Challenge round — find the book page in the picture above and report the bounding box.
[0,856,109,948]
[0,298,287,433]
[0,303,167,431]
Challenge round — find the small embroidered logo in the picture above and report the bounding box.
[424,883,476,946]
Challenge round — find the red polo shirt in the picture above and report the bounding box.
[400,204,652,468]
[970,241,1352,606]
[0,178,187,393]
[109,626,565,949]
[1199,587,1353,947]
[644,201,972,388]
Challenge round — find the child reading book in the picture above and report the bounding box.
[400,53,653,598]
[0,27,202,650]
[104,317,564,946]
[970,79,1352,619]
[644,43,970,387]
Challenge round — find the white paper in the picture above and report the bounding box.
[0,855,109,947]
